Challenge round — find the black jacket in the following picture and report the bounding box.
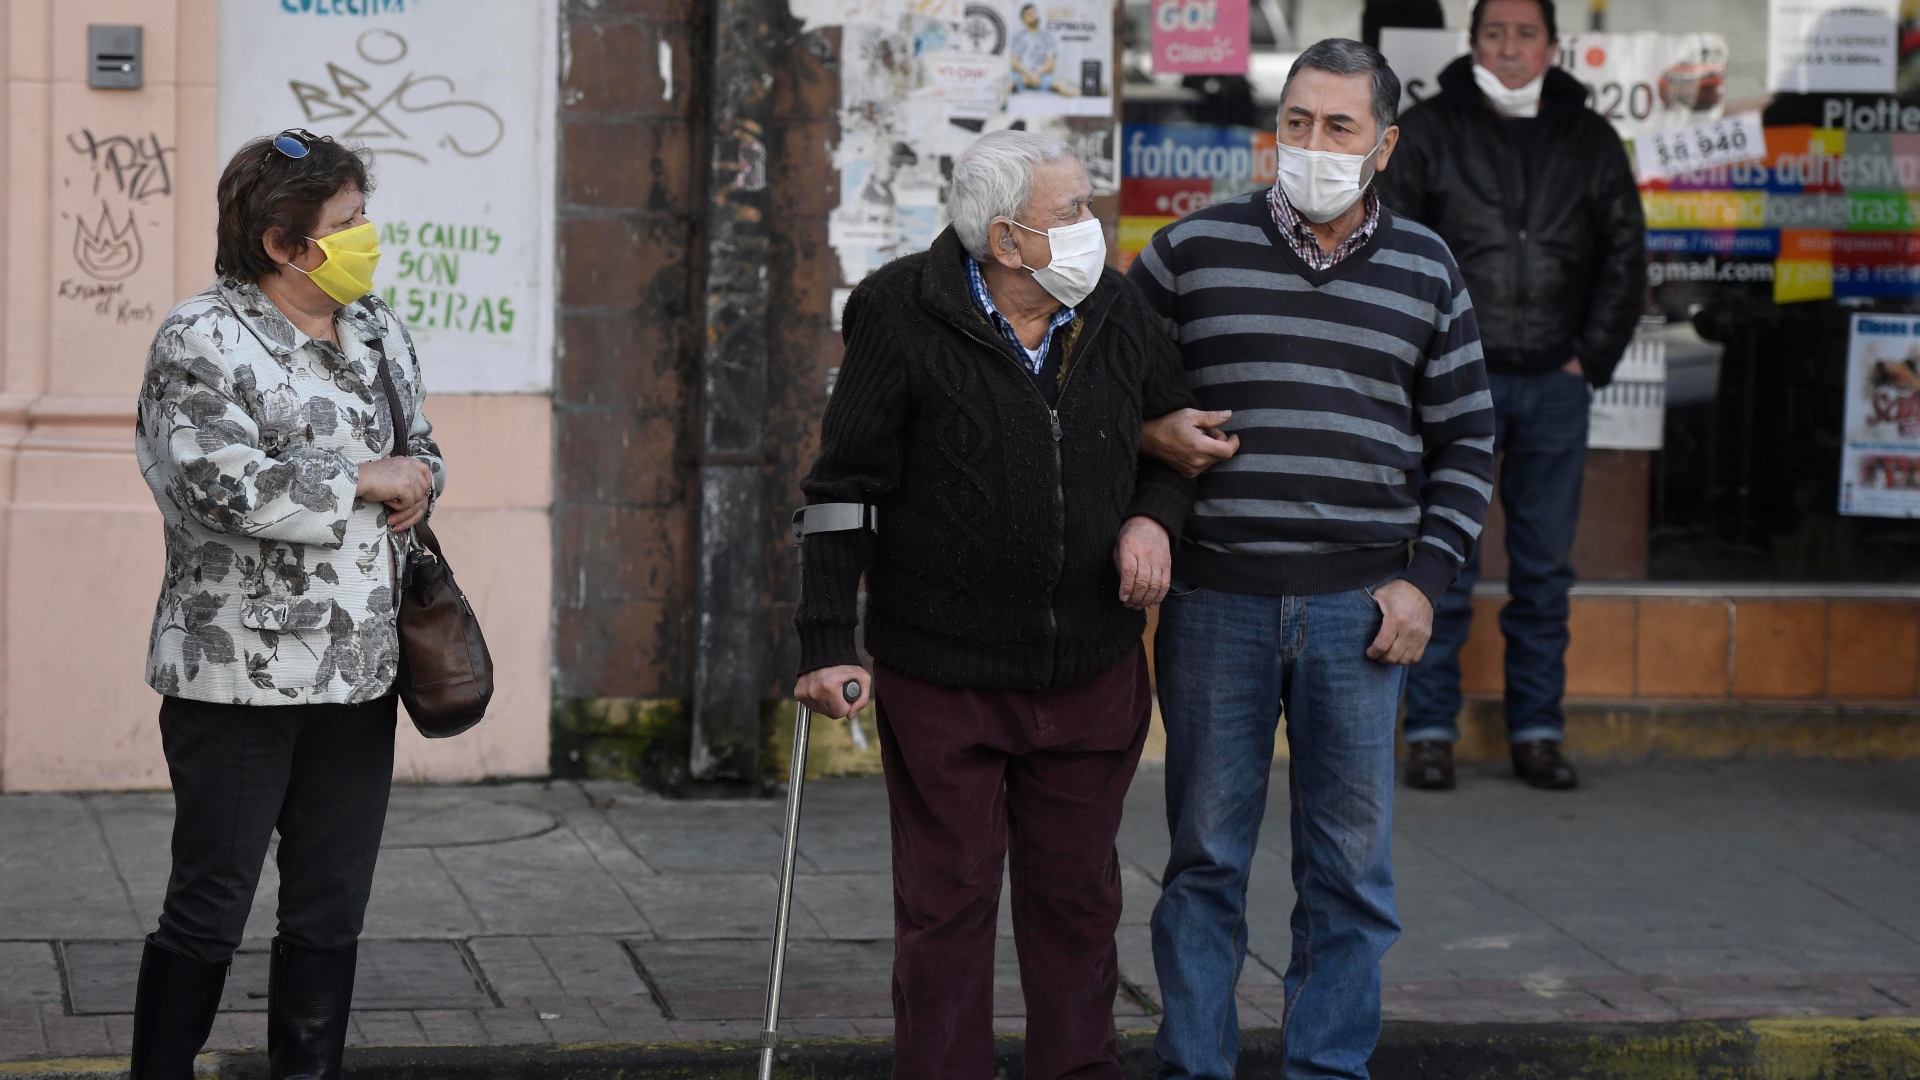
[1377,57,1647,387]
[795,227,1196,691]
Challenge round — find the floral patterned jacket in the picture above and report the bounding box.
[136,279,446,706]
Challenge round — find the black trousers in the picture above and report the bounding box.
[152,695,397,965]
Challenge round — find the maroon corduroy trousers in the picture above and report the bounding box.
[875,645,1152,1080]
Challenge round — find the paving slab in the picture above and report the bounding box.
[0,943,62,1006]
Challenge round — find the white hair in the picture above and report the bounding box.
[950,129,1075,262]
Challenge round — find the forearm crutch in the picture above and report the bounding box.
[759,503,877,1080]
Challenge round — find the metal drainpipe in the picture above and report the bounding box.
[690,0,778,785]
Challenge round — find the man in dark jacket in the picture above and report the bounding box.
[792,129,1194,1080]
[1376,0,1647,791]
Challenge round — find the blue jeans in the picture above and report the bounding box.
[1151,586,1405,1080]
[1405,369,1590,746]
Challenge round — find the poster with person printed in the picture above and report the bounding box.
[217,0,559,394]
[1842,313,1920,518]
[1005,0,1115,116]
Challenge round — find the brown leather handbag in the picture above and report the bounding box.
[365,307,494,738]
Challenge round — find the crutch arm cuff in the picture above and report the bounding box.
[792,502,879,544]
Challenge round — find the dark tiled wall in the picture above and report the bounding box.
[554,2,842,713]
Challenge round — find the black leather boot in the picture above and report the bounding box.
[267,939,358,1080]
[130,936,227,1080]
[1405,740,1456,790]
[1511,740,1579,789]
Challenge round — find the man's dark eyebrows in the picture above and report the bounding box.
[1283,105,1317,120]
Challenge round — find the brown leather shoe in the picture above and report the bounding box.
[1405,740,1455,790]
[1511,740,1578,789]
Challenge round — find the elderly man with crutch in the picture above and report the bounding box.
[770,129,1195,1080]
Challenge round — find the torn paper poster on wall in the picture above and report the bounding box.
[799,0,1116,285]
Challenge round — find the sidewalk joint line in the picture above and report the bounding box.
[427,846,491,935]
[78,794,142,942]
[618,939,677,1020]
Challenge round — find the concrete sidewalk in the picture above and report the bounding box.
[0,759,1917,1058]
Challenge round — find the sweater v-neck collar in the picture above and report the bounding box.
[1249,191,1390,288]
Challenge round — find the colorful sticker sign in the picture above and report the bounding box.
[1151,0,1250,76]
[1117,124,1275,269]
[1641,121,1920,303]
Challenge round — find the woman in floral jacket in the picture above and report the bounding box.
[129,131,443,1079]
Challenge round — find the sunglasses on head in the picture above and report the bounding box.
[269,129,322,159]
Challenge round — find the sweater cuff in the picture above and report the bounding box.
[797,621,863,680]
[1126,468,1193,538]
[1396,547,1457,609]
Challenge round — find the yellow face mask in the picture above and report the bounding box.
[294,221,380,305]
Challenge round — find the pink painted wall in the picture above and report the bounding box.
[0,0,554,792]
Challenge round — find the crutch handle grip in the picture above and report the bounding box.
[842,679,862,704]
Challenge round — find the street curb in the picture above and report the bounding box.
[11,1019,1920,1078]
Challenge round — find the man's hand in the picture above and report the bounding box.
[794,664,872,719]
[1141,409,1239,479]
[1115,516,1171,609]
[1563,357,1585,378]
[1366,579,1434,665]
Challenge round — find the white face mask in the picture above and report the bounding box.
[1472,62,1545,118]
[1274,134,1383,224]
[1010,216,1106,308]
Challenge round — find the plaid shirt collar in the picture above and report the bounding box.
[965,255,1076,374]
[1268,184,1381,271]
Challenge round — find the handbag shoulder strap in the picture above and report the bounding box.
[355,298,446,563]
[358,297,412,461]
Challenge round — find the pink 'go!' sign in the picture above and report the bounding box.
[1152,0,1251,76]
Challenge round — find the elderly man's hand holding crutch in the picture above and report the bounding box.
[758,503,873,1079]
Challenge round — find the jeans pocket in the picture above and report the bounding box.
[1166,579,1202,600]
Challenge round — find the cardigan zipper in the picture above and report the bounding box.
[943,316,1093,677]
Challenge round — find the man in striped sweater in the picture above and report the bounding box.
[1126,39,1495,1080]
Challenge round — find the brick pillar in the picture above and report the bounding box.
[550,2,844,793]
[551,1,707,788]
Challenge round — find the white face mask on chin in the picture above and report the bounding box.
[1012,216,1107,308]
[1275,134,1383,224]
[1473,62,1545,118]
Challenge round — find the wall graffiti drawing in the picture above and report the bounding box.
[219,0,558,394]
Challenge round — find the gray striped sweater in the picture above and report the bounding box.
[1127,190,1496,603]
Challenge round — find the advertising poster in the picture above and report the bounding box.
[1005,0,1115,117]
[217,0,558,394]
[1376,29,1727,142]
[807,0,1118,286]
[1152,0,1251,76]
[1841,313,1920,517]
[1769,0,1899,94]
[1117,124,1276,269]
[1639,121,1920,304]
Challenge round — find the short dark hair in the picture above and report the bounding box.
[1469,0,1557,43]
[1282,38,1401,137]
[215,133,373,283]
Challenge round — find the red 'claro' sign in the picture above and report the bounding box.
[1151,0,1251,76]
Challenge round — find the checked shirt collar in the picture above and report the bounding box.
[1268,184,1381,272]
[965,254,1075,374]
